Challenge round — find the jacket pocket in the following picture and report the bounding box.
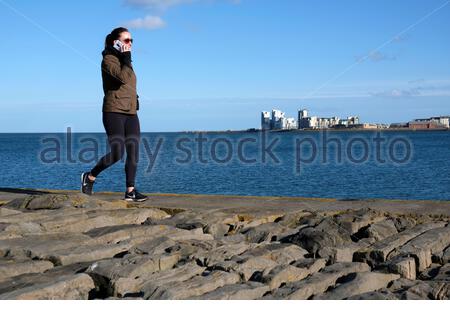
[115,93,132,111]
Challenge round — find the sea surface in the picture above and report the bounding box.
[0,130,449,200]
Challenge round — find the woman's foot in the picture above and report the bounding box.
[81,172,95,195]
[124,189,148,202]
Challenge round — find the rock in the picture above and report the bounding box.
[390,225,450,272]
[139,261,206,298]
[85,224,213,247]
[0,274,95,299]
[259,265,310,290]
[203,223,231,238]
[240,222,293,243]
[0,260,54,281]
[389,278,450,300]
[0,207,23,217]
[235,243,309,266]
[232,256,279,281]
[387,256,416,280]
[192,282,270,300]
[85,224,170,245]
[318,242,367,263]
[335,208,386,234]
[147,270,241,299]
[275,211,312,228]
[214,233,247,244]
[0,233,92,258]
[87,253,180,280]
[290,258,327,274]
[354,222,446,266]
[86,252,180,297]
[432,263,450,281]
[3,194,125,211]
[418,264,442,280]
[270,262,371,299]
[392,216,417,232]
[363,219,398,241]
[40,208,169,233]
[132,236,177,256]
[442,246,450,264]
[289,227,343,255]
[46,241,133,266]
[315,217,354,241]
[313,272,400,300]
[164,239,216,263]
[202,242,256,267]
[347,288,398,300]
[0,222,44,238]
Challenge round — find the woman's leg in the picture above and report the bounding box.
[90,112,126,178]
[124,114,141,190]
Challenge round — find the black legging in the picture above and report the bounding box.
[90,112,140,188]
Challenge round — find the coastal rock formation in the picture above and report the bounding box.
[0,191,449,300]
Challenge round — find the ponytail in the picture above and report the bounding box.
[104,27,129,48]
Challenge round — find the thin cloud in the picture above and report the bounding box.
[124,0,241,10]
[355,50,396,63]
[408,78,425,84]
[371,88,420,98]
[370,83,450,98]
[124,15,166,30]
[125,0,195,10]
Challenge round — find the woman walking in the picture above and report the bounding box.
[80,27,147,202]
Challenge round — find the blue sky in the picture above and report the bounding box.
[1,0,449,132]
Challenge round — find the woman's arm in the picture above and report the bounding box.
[101,54,134,85]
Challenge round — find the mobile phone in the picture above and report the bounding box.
[113,40,123,52]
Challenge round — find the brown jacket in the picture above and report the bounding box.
[101,47,139,114]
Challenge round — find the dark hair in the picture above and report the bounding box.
[104,27,129,48]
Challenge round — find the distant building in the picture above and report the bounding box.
[263,107,365,130]
[298,109,311,129]
[271,109,286,129]
[408,115,449,129]
[389,122,408,128]
[261,108,297,130]
[347,116,359,125]
[285,117,297,130]
[351,123,378,129]
[430,116,450,128]
[408,121,446,129]
[261,111,271,130]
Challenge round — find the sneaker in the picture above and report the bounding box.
[81,172,95,195]
[124,189,148,202]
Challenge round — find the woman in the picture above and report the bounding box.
[80,27,148,202]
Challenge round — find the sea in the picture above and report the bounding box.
[0,130,449,201]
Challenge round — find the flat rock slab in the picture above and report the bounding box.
[147,270,241,300]
[391,225,450,271]
[0,233,93,259]
[39,208,170,233]
[2,193,126,211]
[139,262,207,299]
[313,272,400,300]
[0,274,95,299]
[269,262,371,299]
[192,282,270,300]
[0,260,54,281]
[354,222,447,265]
[48,241,134,266]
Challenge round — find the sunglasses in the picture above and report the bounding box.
[122,38,133,44]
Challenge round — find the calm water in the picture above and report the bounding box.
[0,130,449,200]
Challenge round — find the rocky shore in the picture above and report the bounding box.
[0,188,449,300]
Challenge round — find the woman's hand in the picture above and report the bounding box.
[122,44,131,53]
